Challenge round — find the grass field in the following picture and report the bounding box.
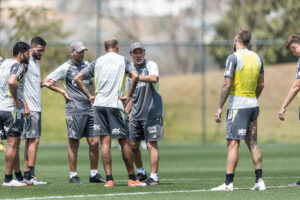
[1,142,300,199]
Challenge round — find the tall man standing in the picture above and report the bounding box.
[74,37,146,187]
[126,42,164,185]
[23,36,47,185]
[211,29,266,191]
[0,42,30,186]
[43,41,105,184]
[278,34,300,186]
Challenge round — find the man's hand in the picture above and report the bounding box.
[88,95,95,108]
[62,92,72,102]
[215,108,222,123]
[120,95,131,105]
[24,105,30,118]
[278,107,286,121]
[43,77,56,87]
[14,100,24,110]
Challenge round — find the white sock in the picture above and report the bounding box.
[70,172,77,178]
[150,173,158,181]
[137,167,146,175]
[90,169,98,177]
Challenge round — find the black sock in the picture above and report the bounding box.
[128,174,136,181]
[24,171,29,180]
[15,171,23,181]
[225,173,234,185]
[255,169,262,183]
[4,174,13,183]
[106,175,113,181]
[28,166,35,177]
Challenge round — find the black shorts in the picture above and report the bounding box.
[94,106,129,139]
[226,107,259,140]
[129,117,164,142]
[0,111,24,140]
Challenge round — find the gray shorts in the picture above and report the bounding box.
[226,107,259,140]
[66,113,98,139]
[129,117,164,142]
[0,111,24,140]
[94,106,129,139]
[22,111,41,139]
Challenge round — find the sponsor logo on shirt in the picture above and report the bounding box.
[238,128,247,136]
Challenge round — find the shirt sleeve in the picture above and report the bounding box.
[147,61,159,76]
[258,56,264,74]
[224,54,237,78]
[81,60,96,79]
[10,63,24,80]
[125,58,135,74]
[296,58,300,79]
[47,63,69,81]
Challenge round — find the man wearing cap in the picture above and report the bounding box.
[43,41,106,184]
[126,42,164,185]
[74,37,146,187]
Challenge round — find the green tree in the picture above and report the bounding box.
[209,0,300,68]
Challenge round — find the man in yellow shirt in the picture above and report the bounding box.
[212,29,265,191]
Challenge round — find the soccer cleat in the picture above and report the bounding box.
[3,179,27,187]
[288,181,300,187]
[128,179,147,187]
[211,183,233,191]
[104,180,114,187]
[69,175,82,184]
[251,178,266,191]
[89,173,106,183]
[19,178,32,185]
[0,143,6,152]
[145,177,159,186]
[29,177,47,185]
[136,172,147,181]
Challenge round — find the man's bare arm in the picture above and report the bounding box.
[138,75,158,83]
[74,72,94,106]
[256,74,264,99]
[278,78,300,120]
[218,77,233,109]
[127,70,139,98]
[8,74,23,109]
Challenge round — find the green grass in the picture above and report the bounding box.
[1,142,300,199]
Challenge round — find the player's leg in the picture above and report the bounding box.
[146,141,159,185]
[245,116,266,190]
[100,135,114,186]
[86,136,106,183]
[129,119,147,181]
[23,139,29,178]
[68,138,80,183]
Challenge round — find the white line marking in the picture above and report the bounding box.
[0,185,294,200]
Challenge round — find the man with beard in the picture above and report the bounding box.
[0,42,30,186]
[23,36,47,185]
[211,29,265,191]
[43,41,105,184]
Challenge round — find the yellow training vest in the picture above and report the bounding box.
[230,50,260,97]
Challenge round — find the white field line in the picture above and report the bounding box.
[0,185,292,200]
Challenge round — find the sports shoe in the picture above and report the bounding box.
[104,180,114,187]
[146,177,159,186]
[288,181,300,186]
[252,178,266,191]
[29,177,47,185]
[69,175,82,184]
[211,183,233,191]
[89,173,106,183]
[19,178,32,185]
[128,179,147,187]
[3,179,27,187]
[0,143,6,152]
[136,172,147,181]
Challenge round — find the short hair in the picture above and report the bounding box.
[30,36,47,47]
[286,34,300,49]
[13,41,30,56]
[236,29,251,46]
[104,36,118,50]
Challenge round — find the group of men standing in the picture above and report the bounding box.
[0,36,164,187]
